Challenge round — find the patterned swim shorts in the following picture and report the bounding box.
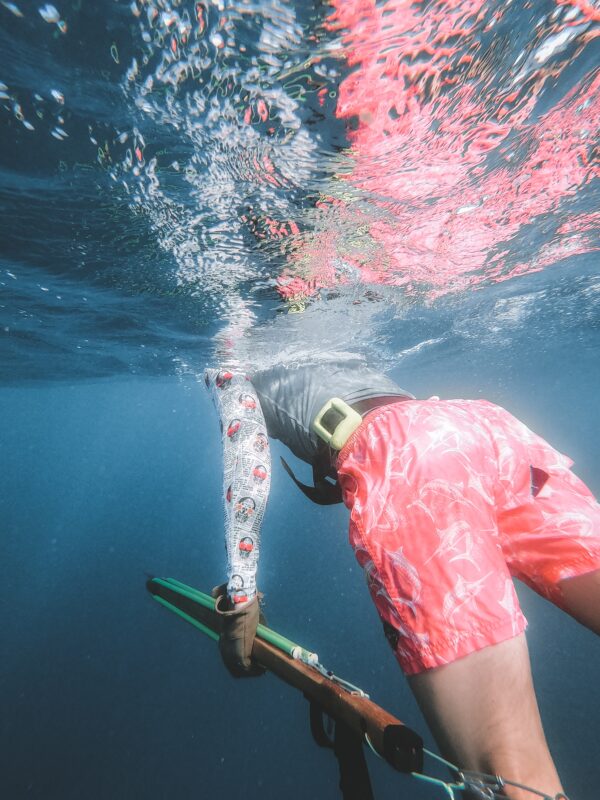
[336,399,600,675]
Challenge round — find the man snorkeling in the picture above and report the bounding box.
[205,359,600,800]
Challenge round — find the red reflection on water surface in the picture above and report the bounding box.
[279,0,599,302]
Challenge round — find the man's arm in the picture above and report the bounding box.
[205,368,271,604]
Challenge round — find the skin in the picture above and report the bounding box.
[558,568,600,636]
[407,567,600,800]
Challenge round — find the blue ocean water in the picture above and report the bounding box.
[1,1,599,799]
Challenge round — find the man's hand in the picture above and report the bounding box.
[212,584,265,678]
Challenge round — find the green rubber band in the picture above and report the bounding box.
[154,578,316,661]
[152,595,219,642]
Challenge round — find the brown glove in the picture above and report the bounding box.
[212,584,265,678]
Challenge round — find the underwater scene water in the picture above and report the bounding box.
[1,0,599,798]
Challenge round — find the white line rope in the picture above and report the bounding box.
[363,732,567,800]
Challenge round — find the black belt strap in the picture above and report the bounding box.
[280,395,411,506]
[280,456,343,505]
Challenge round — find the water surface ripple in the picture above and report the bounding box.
[0,0,598,379]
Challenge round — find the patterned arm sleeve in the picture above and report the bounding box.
[204,368,271,604]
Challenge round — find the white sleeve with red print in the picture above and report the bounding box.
[205,369,271,604]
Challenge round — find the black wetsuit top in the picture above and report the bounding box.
[251,359,413,466]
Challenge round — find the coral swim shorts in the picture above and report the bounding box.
[336,399,600,675]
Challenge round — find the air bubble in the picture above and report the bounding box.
[2,2,22,17]
[39,4,60,23]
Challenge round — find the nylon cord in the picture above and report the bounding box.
[363,733,565,800]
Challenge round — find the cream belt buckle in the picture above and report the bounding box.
[312,397,363,450]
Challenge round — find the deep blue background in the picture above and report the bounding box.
[2,271,599,799]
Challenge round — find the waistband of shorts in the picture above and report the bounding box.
[335,399,410,469]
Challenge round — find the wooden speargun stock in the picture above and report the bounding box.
[147,577,423,775]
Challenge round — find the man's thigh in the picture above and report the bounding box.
[407,633,564,797]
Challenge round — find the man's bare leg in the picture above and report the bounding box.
[407,634,563,800]
[558,567,600,634]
